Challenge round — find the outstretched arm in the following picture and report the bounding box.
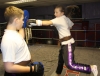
[36,20,53,26]
[27,19,54,27]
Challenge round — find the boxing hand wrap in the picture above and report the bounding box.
[30,65,32,73]
[27,19,42,27]
[28,62,44,76]
[33,62,44,73]
[36,20,42,26]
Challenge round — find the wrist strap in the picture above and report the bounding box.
[30,65,32,73]
[37,20,42,26]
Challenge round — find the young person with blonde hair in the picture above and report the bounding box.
[1,6,44,76]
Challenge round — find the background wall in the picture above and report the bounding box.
[0,2,100,22]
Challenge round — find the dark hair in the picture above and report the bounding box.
[55,5,65,12]
[55,5,80,18]
[65,5,80,18]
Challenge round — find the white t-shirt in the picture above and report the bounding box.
[1,29,31,64]
[51,15,75,45]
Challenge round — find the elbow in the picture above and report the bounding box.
[48,21,53,25]
[5,68,12,73]
[4,63,14,73]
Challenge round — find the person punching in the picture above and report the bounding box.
[26,5,98,76]
[26,5,80,28]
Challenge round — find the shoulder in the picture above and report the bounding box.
[1,36,15,47]
[1,33,17,47]
[51,15,65,22]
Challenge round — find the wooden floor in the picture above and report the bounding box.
[0,44,100,76]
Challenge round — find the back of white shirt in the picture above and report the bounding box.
[51,15,75,45]
[1,30,31,64]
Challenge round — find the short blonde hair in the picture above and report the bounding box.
[4,6,24,23]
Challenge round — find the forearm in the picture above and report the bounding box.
[18,28,25,38]
[27,19,53,27]
[39,20,53,26]
[4,61,43,73]
[6,65,30,73]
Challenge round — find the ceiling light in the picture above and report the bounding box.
[5,0,37,4]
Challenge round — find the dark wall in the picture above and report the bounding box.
[0,5,55,23]
[21,6,55,19]
[0,2,100,23]
[82,2,100,18]
[0,8,5,22]
[82,2,100,28]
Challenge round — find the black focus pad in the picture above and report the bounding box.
[29,62,44,76]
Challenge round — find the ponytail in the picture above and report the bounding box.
[55,5,80,18]
[65,5,80,18]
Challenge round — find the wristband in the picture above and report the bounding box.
[30,65,32,73]
[36,20,42,26]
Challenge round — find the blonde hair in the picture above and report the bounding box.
[4,6,24,23]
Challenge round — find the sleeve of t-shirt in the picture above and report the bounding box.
[50,17,59,26]
[67,18,74,28]
[1,39,16,62]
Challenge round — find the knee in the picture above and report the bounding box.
[65,63,74,70]
[65,64,70,69]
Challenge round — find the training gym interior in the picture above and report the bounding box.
[0,0,100,76]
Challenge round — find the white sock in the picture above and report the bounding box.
[91,65,98,76]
